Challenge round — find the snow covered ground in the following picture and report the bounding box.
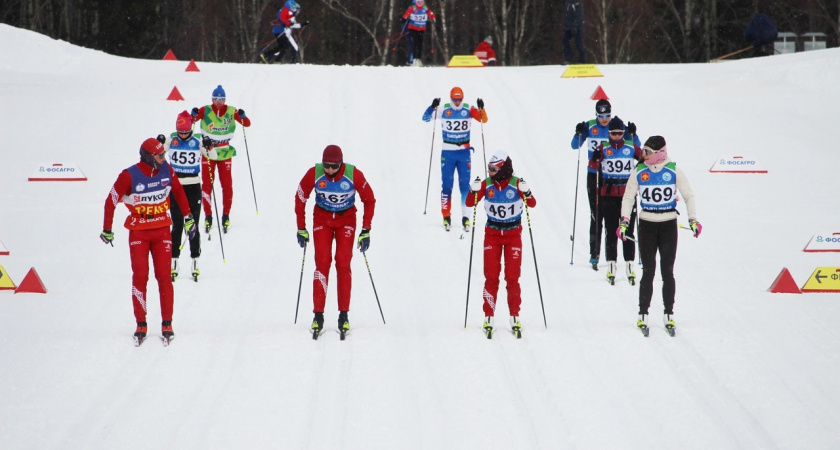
[2,24,840,449]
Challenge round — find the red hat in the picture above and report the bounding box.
[140,137,165,155]
[176,110,193,132]
[322,145,343,163]
[450,87,464,100]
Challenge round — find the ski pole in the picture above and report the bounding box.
[463,191,480,328]
[570,133,582,264]
[423,108,438,214]
[479,107,488,175]
[241,126,259,215]
[294,242,307,324]
[523,201,547,329]
[210,168,227,263]
[362,251,386,324]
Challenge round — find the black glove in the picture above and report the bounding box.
[237,109,246,118]
[627,122,637,135]
[202,135,213,150]
[191,107,199,117]
[431,98,440,108]
[592,148,603,160]
[576,121,588,135]
[476,98,484,109]
[297,229,309,248]
[156,134,166,144]
[357,228,371,252]
[400,17,406,23]
[302,20,310,27]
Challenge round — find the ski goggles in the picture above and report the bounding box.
[609,131,624,136]
[597,113,611,119]
[642,146,660,155]
[322,162,342,170]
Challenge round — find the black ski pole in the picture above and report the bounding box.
[524,201,547,328]
[362,251,386,324]
[294,243,307,324]
[570,132,583,264]
[210,169,227,263]
[241,126,259,215]
[423,108,437,214]
[463,191,480,328]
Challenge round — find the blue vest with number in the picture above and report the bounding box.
[637,162,678,212]
[484,176,524,229]
[314,164,356,212]
[601,141,635,183]
[168,133,203,178]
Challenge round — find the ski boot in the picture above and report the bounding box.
[259,53,269,64]
[204,215,212,233]
[626,261,636,286]
[589,256,599,271]
[443,216,452,232]
[606,261,616,285]
[171,258,179,282]
[664,314,676,337]
[133,322,148,346]
[462,217,471,232]
[311,312,324,340]
[637,314,649,337]
[510,316,522,339]
[191,258,200,282]
[161,320,175,346]
[222,214,230,234]
[483,316,494,339]
[338,311,350,340]
[413,59,424,67]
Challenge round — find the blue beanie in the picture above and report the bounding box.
[212,85,226,100]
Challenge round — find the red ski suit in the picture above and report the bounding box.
[295,164,376,313]
[466,178,536,318]
[103,161,191,323]
[192,105,250,217]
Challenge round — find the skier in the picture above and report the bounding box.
[563,0,586,64]
[590,117,642,285]
[466,151,536,338]
[258,0,307,64]
[294,145,376,338]
[473,36,497,66]
[168,110,211,282]
[191,85,251,234]
[618,136,701,336]
[422,87,488,232]
[400,0,436,66]
[571,99,640,269]
[100,137,198,345]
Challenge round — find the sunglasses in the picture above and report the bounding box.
[597,113,611,119]
[609,131,624,136]
[643,147,659,155]
[452,98,463,102]
[212,97,226,101]
[487,165,501,173]
[323,162,341,170]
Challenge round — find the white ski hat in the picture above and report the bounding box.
[489,150,509,167]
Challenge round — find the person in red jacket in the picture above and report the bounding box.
[100,137,197,345]
[466,150,536,338]
[400,0,436,66]
[473,36,497,66]
[294,145,376,336]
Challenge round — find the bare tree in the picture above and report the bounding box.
[319,0,397,65]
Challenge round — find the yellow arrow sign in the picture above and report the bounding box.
[801,267,840,292]
[561,64,604,78]
[0,264,16,290]
[447,55,483,68]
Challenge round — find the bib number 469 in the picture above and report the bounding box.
[641,186,674,203]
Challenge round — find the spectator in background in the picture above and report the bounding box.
[473,36,497,66]
[563,0,586,64]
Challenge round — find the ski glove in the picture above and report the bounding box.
[617,217,630,241]
[184,214,197,240]
[191,107,199,118]
[202,135,213,150]
[156,134,166,144]
[627,122,637,135]
[575,121,588,136]
[470,176,482,192]
[591,147,603,161]
[689,219,702,238]
[357,228,371,252]
[100,229,114,246]
[476,98,485,109]
[297,229,309,248]
[237,109,246,118]
[431,98,440,108]
[518,178,532,198]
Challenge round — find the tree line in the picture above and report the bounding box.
[3,0,838,65]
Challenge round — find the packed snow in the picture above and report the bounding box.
[1,24,839,449]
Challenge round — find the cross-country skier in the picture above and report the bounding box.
[400,0,436,66]
[571,99,640,269]
[618,136,701,336]
[258,0,307,64]
[590,116,642,285]
[466,150,537,338]
[422,87,488,232]
[191,85,251,234]
[168,110,210,282]
[100,137,197,345]
[294,145,376,337]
